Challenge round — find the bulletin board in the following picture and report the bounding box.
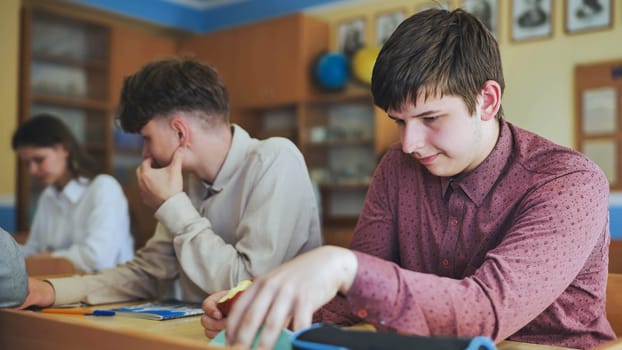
[575,59,622,190]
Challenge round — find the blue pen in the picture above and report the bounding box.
[85,310,116,316]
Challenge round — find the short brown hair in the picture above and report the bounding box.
[371,8,505,118]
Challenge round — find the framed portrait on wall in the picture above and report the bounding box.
[512,0,553,41]
[565,0,612,33]
[337,17,366,58]
[375,9,405,46]
[462,0,498,37]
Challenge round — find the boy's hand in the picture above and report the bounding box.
[201,290,228,338]
[136,150,184,209]
[16,277,55,309]
[225,246,358,350]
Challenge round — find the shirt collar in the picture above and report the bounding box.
[57,177,89,204]
[208,124,252,194]
[442,118,512,206]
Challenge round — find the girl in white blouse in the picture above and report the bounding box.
[12,114,134,272]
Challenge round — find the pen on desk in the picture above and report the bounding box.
[87,310,115,316]
[41,308,94,315]
[40,308,115,316]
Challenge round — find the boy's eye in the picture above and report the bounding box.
[423,116,438,122]
[393,119,405,126]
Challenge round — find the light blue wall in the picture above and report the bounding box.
[67,0,351,33]
[611,208,622,239]
[0,196,15,233]
[610,194,622,239]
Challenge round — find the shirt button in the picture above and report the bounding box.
[442,258,449,266]
[356,309,368,318]
[450,217,459,226]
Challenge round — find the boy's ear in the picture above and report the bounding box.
[479,80,501,121]
[170,117,191,147]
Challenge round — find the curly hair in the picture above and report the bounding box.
[117,57,230,133]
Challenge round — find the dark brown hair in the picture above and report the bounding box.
[12,113,99,179]
[371,8,505,118]
[117,57,230,133]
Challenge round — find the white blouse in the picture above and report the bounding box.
[21,175,134,272]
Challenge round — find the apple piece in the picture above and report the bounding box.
[217,279,253,316]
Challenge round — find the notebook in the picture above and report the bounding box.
[111,300,204,321]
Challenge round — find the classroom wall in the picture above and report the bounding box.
[0,0,20,233]
[312,0,622,147]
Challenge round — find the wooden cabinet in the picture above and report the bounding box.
[179,13,329,110]
[301,91,376,224]
[299,89,397,227]
[235,14,328,108]
[17,6,112,230]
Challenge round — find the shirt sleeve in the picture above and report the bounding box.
[343,169,609,341]
[51,176,133,272]
[155,147,318,294]
[49,223,179,306]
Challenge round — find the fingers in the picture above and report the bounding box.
[170,149,184,172]
[202,291,227,318]
[291,303,314,332]
[200,290,228,339]
[226,279,295,350]
[201,314,226,338]
[225,283,266,347]
[256,290,295,350]
[136,158,151,190]
[134,153,182,208]
[138,157,153,174]
[222,248,354,350]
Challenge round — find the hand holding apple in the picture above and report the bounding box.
[201,290,227,339]
[216,279,253,317]
[225,246,358,350]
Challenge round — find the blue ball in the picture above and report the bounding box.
[313,52,349,91]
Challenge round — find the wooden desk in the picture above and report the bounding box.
[0,306,578,350]
[0,306,215,350]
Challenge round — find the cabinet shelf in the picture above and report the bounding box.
[31,93,109,111]
[306,87,372,104]
[31,52,108,71]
